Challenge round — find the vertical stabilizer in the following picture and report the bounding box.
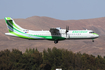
[4,17,24,33]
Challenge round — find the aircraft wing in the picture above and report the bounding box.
[50,28,60,34]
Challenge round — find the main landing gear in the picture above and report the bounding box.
[54,40,58,44]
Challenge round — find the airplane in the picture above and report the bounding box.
[4,17,99,44]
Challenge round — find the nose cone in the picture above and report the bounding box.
[96,34,99,38]
[93,33,99,38]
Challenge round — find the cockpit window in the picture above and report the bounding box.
[89,32,94,33]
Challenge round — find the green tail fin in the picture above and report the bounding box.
[4,17,23,33]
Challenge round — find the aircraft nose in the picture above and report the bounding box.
[92,33,99,38]
[95,34,99,38]
[96,34,99,37]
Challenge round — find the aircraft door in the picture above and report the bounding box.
[66,33,70,39]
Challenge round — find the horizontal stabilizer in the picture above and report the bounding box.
[5,33,17,37]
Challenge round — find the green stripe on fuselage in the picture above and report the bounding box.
[36,35,65,40]
[92,33,98,35]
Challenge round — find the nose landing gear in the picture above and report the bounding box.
[92,39,94,42]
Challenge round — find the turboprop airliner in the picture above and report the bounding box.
[4,17,99,44]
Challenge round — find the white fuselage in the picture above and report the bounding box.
[18,29,99,40]
[4,17,99,44]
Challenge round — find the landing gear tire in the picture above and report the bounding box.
[92,40,94,42]
[54,40,58,44]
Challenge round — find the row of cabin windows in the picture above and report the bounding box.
[33,33,81,35]
[70,33,81,35]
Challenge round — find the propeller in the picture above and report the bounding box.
[66,26,69,37]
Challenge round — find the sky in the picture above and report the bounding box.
[0,0,105,20]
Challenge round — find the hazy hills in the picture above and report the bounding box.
[0,16,105,56]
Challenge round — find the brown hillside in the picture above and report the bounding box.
[0,16,105,56]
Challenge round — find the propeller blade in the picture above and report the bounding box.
[66,26,69,37]
[66,26,69,33]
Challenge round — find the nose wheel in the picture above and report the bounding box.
[92,39,94,42]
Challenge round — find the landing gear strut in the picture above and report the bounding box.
[54,40,58,44]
